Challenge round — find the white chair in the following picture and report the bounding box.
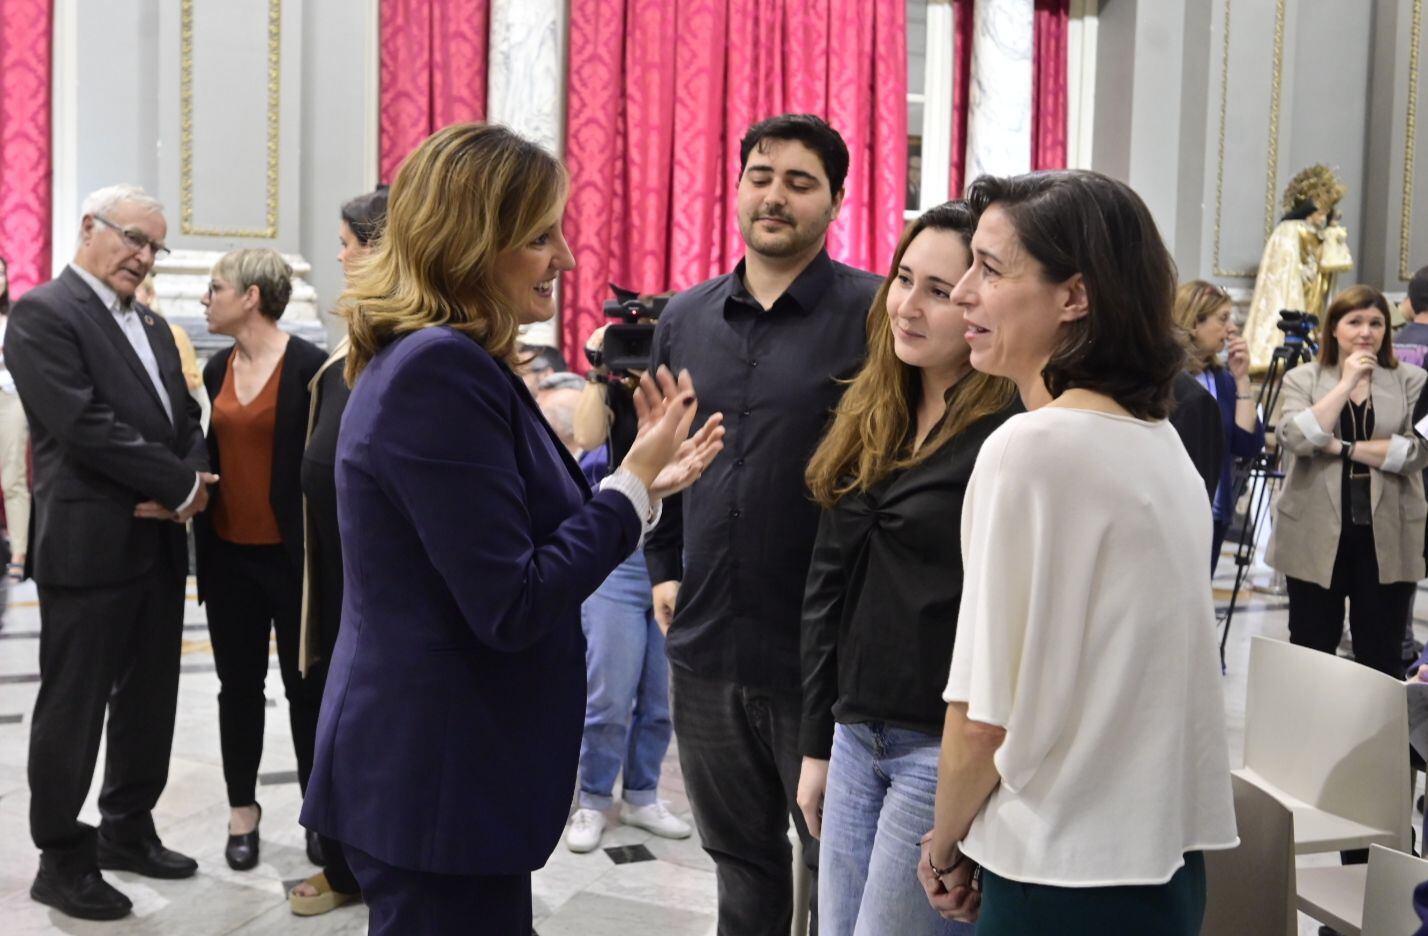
[1202,774,1296,936]
[1235,636,1411,855]
[1297,843,1428,936]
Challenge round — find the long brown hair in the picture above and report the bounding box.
[1318,284,1399,369]
[806,201,1017,508]
[342,123,568,383]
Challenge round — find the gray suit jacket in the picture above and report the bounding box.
[1267,360,1428,588]
[4,267,207,587]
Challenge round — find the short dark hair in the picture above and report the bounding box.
[1408,265,1428,314]
[965,170,1185,420]
[1319,284,1398,369]
[341,185,390,246]
[739,114,849,194]
[0,255,8,315]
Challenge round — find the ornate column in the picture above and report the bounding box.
[966,0,1034,179]
[154,0,323,352]
[487,0,566,347]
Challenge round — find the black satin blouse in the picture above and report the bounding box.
[798,398,1022,759]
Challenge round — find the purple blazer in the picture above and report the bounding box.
[299,326,641,875]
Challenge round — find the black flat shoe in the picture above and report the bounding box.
[225,804,262,871]
[97,835,198,879]
[31,867,132,921]
[306,828,326,866]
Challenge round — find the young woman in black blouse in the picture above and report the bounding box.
[796,201,1019,936]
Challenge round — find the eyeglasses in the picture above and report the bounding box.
[93,215,171,261]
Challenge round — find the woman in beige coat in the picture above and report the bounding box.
[1269,284,1428,677]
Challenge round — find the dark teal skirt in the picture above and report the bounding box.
[975,852,1205,936]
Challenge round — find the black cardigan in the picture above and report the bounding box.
[798,398,1021,759]
[194,334,327,601]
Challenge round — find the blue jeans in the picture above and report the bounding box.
[820,722,974,936]
[577,549,672,809]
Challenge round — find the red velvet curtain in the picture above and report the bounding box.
[0,0,52,298]
[1031,0,1069,170]
[562,0,907,369]
[947,0,974,199]
[379,0,490,184]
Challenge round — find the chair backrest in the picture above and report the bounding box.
[1242,636,1411,849]
[1202,774,1296,936]
[1362,844,1428,936]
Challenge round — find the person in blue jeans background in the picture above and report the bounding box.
[566,339,693,852]
[796,200,1019,935]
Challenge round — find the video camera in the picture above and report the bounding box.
[585,284,668,376]
[1276,309,1318,346]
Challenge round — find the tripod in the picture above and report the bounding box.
[1217,330,1317,671]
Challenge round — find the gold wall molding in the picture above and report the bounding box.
[1212,0,1286,279]
[179,0,282,238]
[1401,0,1422,282]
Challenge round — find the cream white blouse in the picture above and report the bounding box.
[944,407,1238,886]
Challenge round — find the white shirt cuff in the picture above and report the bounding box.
[1292,408,1333,448]
[1383,434,1414,473]
[176,474,201,513]
[600,468,663,539]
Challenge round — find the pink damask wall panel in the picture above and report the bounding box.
[1032,0,1069,171]
[563,0,907,368]
[0,0,53,299]
[379,0,489,185]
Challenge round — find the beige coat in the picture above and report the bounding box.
[298,339,348,675]
[1267,360,1428,588]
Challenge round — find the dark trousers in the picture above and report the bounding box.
[204,539,314,806]
[1210,517,1229,574]
[1285,525,1416,678]
[671,666,819,936]
[28,548,185,862]
[346,844,531,935]
[977,852,1206,936]
[302,469,359,893]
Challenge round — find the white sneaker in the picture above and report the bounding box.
[565,808,606,853]
[620,801,692,839]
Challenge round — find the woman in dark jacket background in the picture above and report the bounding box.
[287,185,388,915]
[193,247,326,871]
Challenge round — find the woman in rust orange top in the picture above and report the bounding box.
[193,248,326,872]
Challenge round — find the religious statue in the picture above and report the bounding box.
[1242,164,1354,371]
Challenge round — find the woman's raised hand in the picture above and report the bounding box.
[620,366,723,497]
[1341,351,1377,387]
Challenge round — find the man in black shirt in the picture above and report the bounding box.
[646,114,879,935]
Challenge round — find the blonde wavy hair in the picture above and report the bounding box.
[342,123,568,383]
[805,201,1017,508]
[1172,280,1231,375]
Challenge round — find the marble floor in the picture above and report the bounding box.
[0,551,1419,935]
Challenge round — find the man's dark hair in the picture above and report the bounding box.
[739,114,849,194]
[965,170,1185,421]
[1408,265,1428,315]
[341,185,390,246]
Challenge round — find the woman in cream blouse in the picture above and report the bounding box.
[918,170,1237,935]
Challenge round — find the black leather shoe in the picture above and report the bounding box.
[306,828,326,866]
[31,866,132,921]
[97,835,198,880]
[225,804,262,871]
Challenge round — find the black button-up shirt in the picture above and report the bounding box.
[646,250,880,689]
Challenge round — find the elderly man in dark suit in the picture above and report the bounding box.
[5,184,216,921]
